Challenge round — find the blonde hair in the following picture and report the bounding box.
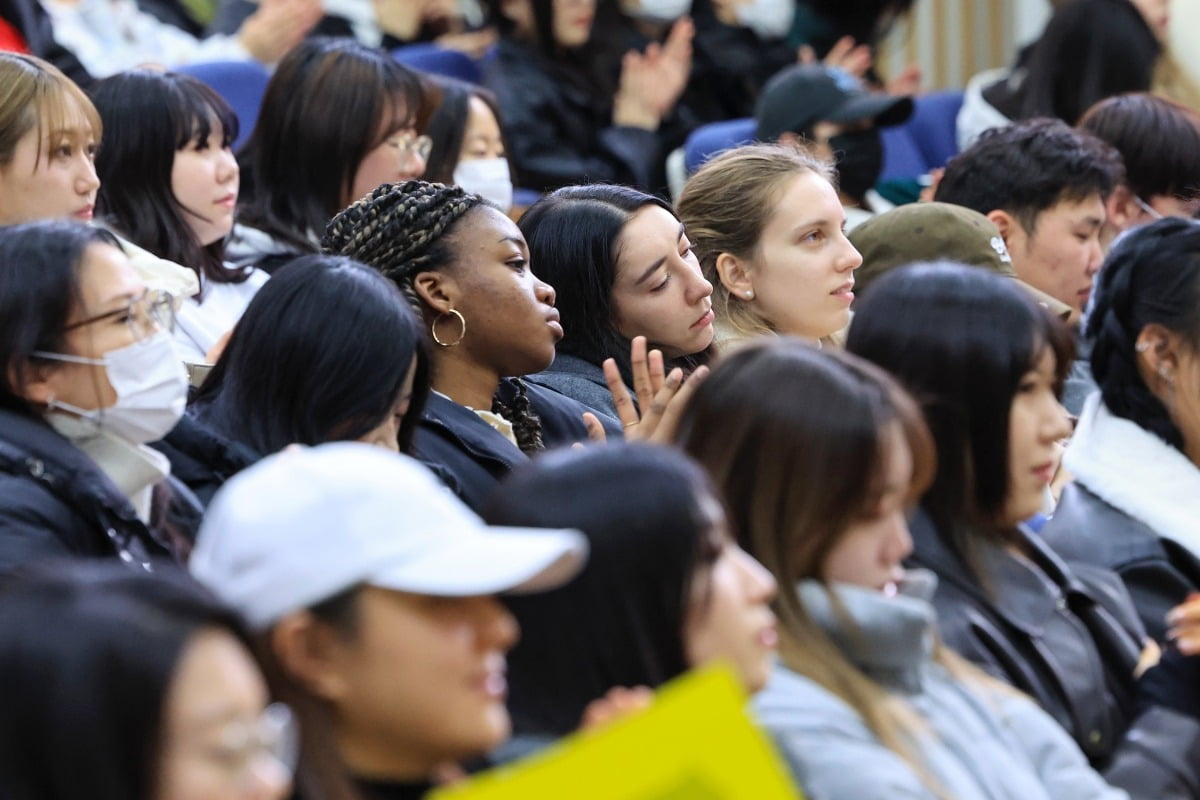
[677,142,835,345]
[0,53,101,171]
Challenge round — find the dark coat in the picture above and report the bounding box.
[909,509,1144,766]
[0,407,176,572]
[151,411,261,508]
[0,0,91,86]
[483,39,664,193]
[526,353,622,426]
[411,379,620,512]
[1043,482,1200,644]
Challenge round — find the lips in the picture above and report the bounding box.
[830,281,855,302]
[545,309,563,339]
[691,308,715,329]
[1032,462,1055,484]
[757,622,778,650]
[215,193,236,209]
[73,205,94,220]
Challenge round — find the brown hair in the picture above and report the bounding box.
[676,143,835,344]
[676,339,982,797]
[0,53,101,171]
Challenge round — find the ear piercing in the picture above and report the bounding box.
[744,290,755,299]
[1136,342,1150,353]
[1158,364,1175,385]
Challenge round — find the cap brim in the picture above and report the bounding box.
[1015,279,1074,320]
[827,94,914,128]
[368,527,588,597]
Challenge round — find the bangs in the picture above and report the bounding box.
[169,78,238,150]
[33,83,101,164]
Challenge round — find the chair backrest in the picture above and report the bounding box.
[879,89,966,180]
[392,43,482,84]
[175,60,271,152]
[683,118,758,175]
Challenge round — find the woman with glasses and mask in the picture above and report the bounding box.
[0,220,195,572]
[229,38,428,274]
[0,562,296,800]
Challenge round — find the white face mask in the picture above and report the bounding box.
[35,331,188,444]
[629,0,691,22]
[735,0,794,39]
[454,157,514,213]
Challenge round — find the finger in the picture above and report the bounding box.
[648,348,666,395]
[843,44,873,76]
[603,357,641,430]
[797,44,815,64]
[629,336,655,411]
[647,365,708,444]
[631,367,684,441]
[824,35,855,65]
[581,412,607,443]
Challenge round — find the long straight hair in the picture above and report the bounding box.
[519,184,711,384]
[193,255,430,456]
[483,444,719,736]
[845,263,1074,566]
[91,70,248,292]
[675,339,981,797]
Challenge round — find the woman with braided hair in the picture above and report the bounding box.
[323,179,623,511]
[1043,218,1200,643]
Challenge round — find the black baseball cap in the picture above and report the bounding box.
[755,64,914,142]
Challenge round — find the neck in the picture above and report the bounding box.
[431,350,502,411]
[339,727,440,786]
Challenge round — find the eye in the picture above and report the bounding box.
[801,229,824,244]
[1017,378,1038,394]
[651,272,671,292]
[508,257,527,273]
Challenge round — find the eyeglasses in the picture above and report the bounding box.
[189,703,299,785]
[1133,195,1163,220]
[63,289,176,339]
[386,132,432,163]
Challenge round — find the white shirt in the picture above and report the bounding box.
[174,268,270,364]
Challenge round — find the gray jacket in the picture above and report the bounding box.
[1043,394,1200,642]
[754,574,1128,800]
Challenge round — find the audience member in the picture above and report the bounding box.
[678,142,861,348]
[91,69,268,364]
[519,184,713,421]
[230,38,425,273]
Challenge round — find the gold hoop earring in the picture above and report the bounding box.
[431,309,467,347]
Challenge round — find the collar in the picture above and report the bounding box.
[431,391,517,447]
[421,393,526,468]
[1065,393,1200,554]
[48,414,170,522]
[543,352,608,384]
[798,571,938,692]
[908,510,1075,637]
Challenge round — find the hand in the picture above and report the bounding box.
[613,19,693,129]
[373,0,424,41]
[798,35,872,79]
[885,62,922,95]
[580,686,654,730]
[421,0,458,25]
[238,0,322,64]
[918,167,944,203]
[583,336,709,443]
[435,27,498,57]
[204,328,233,365]
[1166,593,1200,655]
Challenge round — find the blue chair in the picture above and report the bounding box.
[176,61,271,151]
[682,117,758,175]
[879,89,966,180]
[392,43,482,84]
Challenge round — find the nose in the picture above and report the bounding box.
[405,151,428,179]
[734,547,777,605]
[1085,239,1103,276]
[685,263,713,305]
[534,274,556,307]
[219,147,240,183]
[78,155,100,195]
[839,234,863,273]
[476,596,520,652]
[889,512,914,562]
[1043,397,1073,442]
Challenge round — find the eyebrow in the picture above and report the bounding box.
[633,224,686,286]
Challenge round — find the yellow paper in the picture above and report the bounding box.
[429,664,804,800]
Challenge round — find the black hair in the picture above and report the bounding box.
[90,70,248,295]
[236,38,423,255]
[416,76,515,185]
[0,220,120,413]
[994,0,1160,128]
[935,117,1123,232]
[323,179,545,453]
[192,254,430,455]
[0,561,250,800]
[519,184,710,384]
[1078,93,1200,204]
[483,443,718,736]
[1088,217,1200,451]
[845,262,1074,566]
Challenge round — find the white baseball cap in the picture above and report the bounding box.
[190,442,588,630]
